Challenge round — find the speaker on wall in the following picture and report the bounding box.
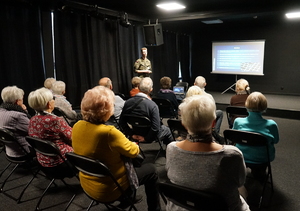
[143,24,164,46]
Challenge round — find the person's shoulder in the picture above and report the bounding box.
[223,145,244,157]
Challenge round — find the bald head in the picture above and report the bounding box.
[194,76,206,89]
[99,77,112,90]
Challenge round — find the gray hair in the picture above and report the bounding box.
[179,95,216,134]
[194,76,206,89]
[185,85,202,98]
[28,87,53,112]
[1,86,24,103]
[139,77,153,94]
[51,80,66,95]
[44,77,56,89]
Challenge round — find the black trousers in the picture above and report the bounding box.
[135,163,161,211]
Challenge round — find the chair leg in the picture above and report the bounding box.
[16,168,40,203]
[154,140,165,161]
[87,200,95,211]
[0,162,12,177]
[0,163,19,192]
[64,193,77,211]
[35,178,56,211]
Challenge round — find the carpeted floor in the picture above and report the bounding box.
[0,113,299,210]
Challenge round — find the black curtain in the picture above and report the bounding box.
[0,4,45,102]
[178,33,191,85]
[54,11,138,106]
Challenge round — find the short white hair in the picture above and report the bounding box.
[1,86,24,103]
[44,77,56,89]
[179,95,216,134]
[194,76,206,89]
[51,80,66,95]
[139,77,153,94]
[185,85,202,98]
[28,87,53,112]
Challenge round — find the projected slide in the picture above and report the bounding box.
[212,40,265,75]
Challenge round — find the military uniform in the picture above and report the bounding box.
[134,57,152,77]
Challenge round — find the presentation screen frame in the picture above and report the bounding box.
[211,40,265,76]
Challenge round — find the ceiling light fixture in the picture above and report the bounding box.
[156,3,186,11]
[202,19,223,24]
[286,12,300,19]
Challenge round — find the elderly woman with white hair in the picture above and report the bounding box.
[0,86,34,159]
[230,78,250,106]
[166,95,250,211]
[233,92,279,181]
[51,80,81,126]
[28,87,73,176]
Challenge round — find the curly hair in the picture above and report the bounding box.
[81,86,115,124]
[160,76,172,89]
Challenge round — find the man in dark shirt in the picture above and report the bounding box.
[120,77,172,145]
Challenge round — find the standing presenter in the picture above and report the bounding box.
[134,47,152,77]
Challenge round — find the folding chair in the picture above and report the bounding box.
[25,136,77,211]
[66,152,138,211]
[152,98,178,120]
[225,106,248,128]
[223,129,274,209]
[0,127,39,203]
[158,181,229,211]
[121,114,165,161]
[167,119,188,142]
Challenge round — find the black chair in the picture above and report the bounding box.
[121,114,165,161]
[223,129,274,209]
[225,106,248,128]
[0,127,39,203]
[152,98,178,120]
[66,152,138,211]
[53,107,73,127]
[158,181,229,211]
[25,136,77,211]
[167,119,188,142]
[176,82,189,92]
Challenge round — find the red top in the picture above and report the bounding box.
[28,113,73,167]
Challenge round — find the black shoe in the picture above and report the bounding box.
[117,194,143,209]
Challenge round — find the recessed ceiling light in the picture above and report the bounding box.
[156,3,186,11]
[202,19,223,24]
[286,12,300,19]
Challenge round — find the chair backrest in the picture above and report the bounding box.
[167,119,188,141]
[121,114,151,137]
[0,127,29,156]
[52,107,71,126]
[25,136,62,158]
[223,129,270,162]
[225,106,248,128]
[66,152,123,192]
[175,82,189,92]
[158,181,229,211]
[152,98,177,119]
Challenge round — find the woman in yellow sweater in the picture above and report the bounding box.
[72,85,161,211]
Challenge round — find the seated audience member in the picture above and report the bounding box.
[28,87,73,176]
[194,76,224,134]
[120,77,173,145]
[185,85,202,98]
[230,78,250,106]
[51,80,81,126]
[99,77,125,126]
[0,86,34,158]
[154,76,179,114]
[233,92,279,181]
[166,95,250,211]
[72,86,161,211]
[130,76,141,97]
[44,77,56,90]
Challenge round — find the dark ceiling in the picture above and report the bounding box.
[6,0,300,28]
[61,0,300,23]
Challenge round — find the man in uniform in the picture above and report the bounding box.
[134,47,152,77]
